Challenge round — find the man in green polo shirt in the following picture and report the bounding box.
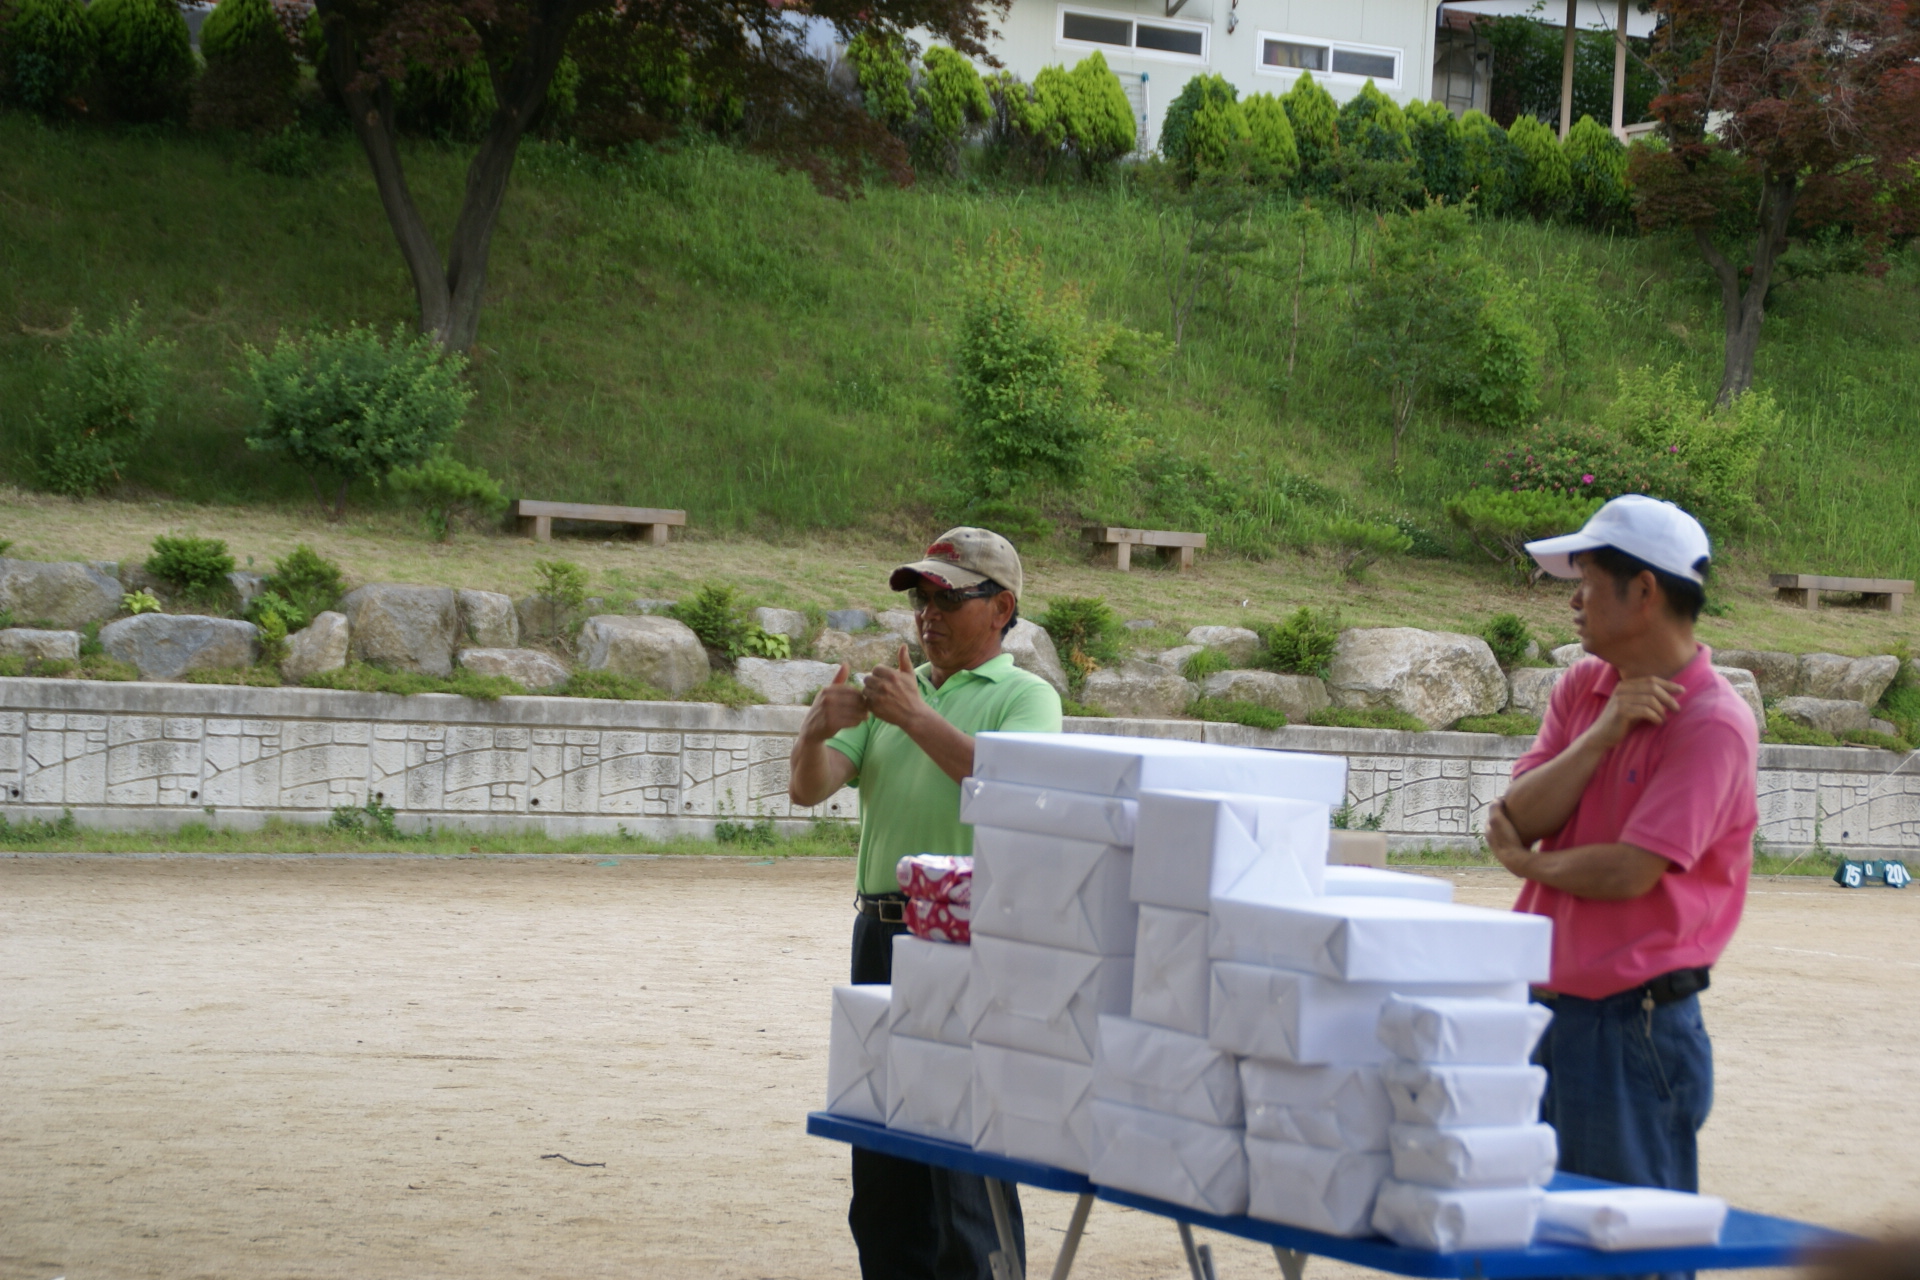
[789,526,1062,1280]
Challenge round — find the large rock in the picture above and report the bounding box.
[735,657,841,705]
[1327,628,1507,730]
[1200,670,1330,722]
[1775,696,1870,737]
[754,607,811,644]
[0,557,123,628]
[281,611,349,682]
[875,610,926,662]
[100,614,259,681]
[815,628,913,673]
[227,571,267,611]
[340,583,459,676]
[1506,667,1568,718]
[0,628,81,663]
[1154,645,1205,673]
[458,646,568,690]
[457,589,519,648]
[1004,618,1069,696]
[827,608,874,632]
[1712,666,1766,735]
[1080,659,1195,719]
[1185,625,1263,667]
[577,615,709,695]
[1550,643,1586,667]
[1713,649,1800,700]
[1798,653,1900,706]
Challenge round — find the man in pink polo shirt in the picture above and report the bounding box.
[1487,495,1758,1222]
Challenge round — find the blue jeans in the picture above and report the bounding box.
[1535,988,1714,1280]
[849,912,1025,1280]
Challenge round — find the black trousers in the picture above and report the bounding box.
[849,911,1025,1280]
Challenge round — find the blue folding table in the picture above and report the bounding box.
[808,1112,1854,1280]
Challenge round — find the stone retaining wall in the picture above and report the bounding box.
[3,679,1916,855]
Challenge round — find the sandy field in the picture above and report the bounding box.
[1,855,1914,1280]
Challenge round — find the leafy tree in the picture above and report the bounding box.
[1562,114,1629,227]
[1061,50,1134,175]
[1405,98,1468,203]
[1459,109,1521,214]
[1241,92,1298,184]
[1160,73,1245,180]
[0,0,95,117]
[1630,0,1920,405]
[194,0,298,132]
[1279,71,1339,187]
[1482,11,1656,131]
[86,0,193,122]
[1507,114,1571,216]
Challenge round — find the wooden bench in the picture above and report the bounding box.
[1084,526,1206,572]
[511,499,687,546]
[1770,573,1913,615]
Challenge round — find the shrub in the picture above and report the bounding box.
[0,0,94,116]
[915,45,993,174]
[32,306,172,498]
[329,796,401,839]
[1458,110,1520,214]
[245,590,302,659]
[1445,489,1604,577]
[1181,648,1235,681]
[1188,697,1287,730]
[670,583,785,661]
[396,52,496,140]
[303,663,524,700]
[240,324,473,520]
[1480,613,1534,669]
[684,672,768,708]
[1039,596,1124,686]
[1241,93,1299,184]
[145,534,235,596]
[1435,290,1543,429]
[1604,365,1776,520]
[1280,71,1339,187]
[121,589,162,615]
[1336,81,1412,165]
[1160,73,1245,180]
[846,29,913,129]
[1262,607,1339,678]
[1507,114,1571,216]
[1763,710,1837,747]
[386,449,508,540]
[528,559,588,639]
[249,124,326,177]
[193,0,296,132]
[1482,419,1691,503]
[1563,114,1629,227]
[86,0,193,122]
[987,70,1066,176]
[1405,99,1468,203]
[1325,515,1412,580]
[1307,705,1427,732]
[559,669,668,701]
[1062,50,1135,175]
[261,544,345,621]
[1454,712,1541,736]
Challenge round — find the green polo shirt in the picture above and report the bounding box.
[825,652,1063,896]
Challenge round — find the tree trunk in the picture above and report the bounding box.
[1695,171,1799,406]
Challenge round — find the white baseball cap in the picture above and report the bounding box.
[1525,494,1712,584]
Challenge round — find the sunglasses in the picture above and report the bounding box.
[907,583,1002,614]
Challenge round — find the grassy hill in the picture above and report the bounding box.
[3,112,1919,586]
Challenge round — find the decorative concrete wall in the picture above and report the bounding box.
[3,679,1916,855]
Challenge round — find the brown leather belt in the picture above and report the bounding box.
[855,892,906,924]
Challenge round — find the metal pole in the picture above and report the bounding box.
[1611,0,1630,139]
[985,1179,1025,1280]
[1559,0,1578,139]
[1046,1193,1094,1280]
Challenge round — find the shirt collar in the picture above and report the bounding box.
[1588,643,1715,698]
[921,652,1017,691]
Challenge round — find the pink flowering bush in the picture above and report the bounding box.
[1480,420,1691,503]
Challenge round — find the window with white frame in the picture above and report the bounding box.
[1255,31,1400,86]
[1058,5,1207,63]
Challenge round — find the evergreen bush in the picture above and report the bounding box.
[1038,596,1123,686]
[1159,72,1244,180]
[1480,612,1534,669]
[1507,114,1572,216]
[386,449,508,540]
[1458,110,1520,214]
[1279,71,1338,187]
[193,0,296,133]
[847,29,913,130]
[1241,92,1298,184]
[261,544,344,622]
[32,306,172,498]
[0,0,94,116]
[145,534,235,595]
[1563,114,1629,227]
[1061,50,1134,175]
[86,0,193,122]
[1326,515,1413,579]
[1445,489,1603,576]
[1404,98,1468,203]
[915,45,993,174]
[1262,606,1339,677]
[528,559,588,639]
[1335,81,1412,164]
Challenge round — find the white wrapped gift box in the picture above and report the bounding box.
[1245,1136,1392,1237]
[1377,995,1555,1065]
[971,935,1135,1064]
[1240,1060,1393,1152]
[826,984,892,1123]
[1383,1062,1550,1128]
[1130,905,1212,1037]
[1536,1188,1729,1251]
[889,935,979,1048]
[974,732,1347,804]
[1093,1014,1243,1127]
[1371,1180,1544,1252]
[1209,895,1553,986]
[960,777,1138,846]
[1091,1099,1249,1217]
[1388,1122,1558,1189]
[1132,790,1329,911]
[972,1041,1096,1173]
[972,826,1138,955]
[1322,866,1453,902]
[1209,961,1526,1064]
[886,1034,973,1144]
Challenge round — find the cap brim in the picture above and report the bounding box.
[890,561,992,593]
[1524,531,1606,580]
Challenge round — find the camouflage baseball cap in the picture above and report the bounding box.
[888,527,1025,601]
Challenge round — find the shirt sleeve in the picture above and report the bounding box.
[1512,665,1582,778]
[993,678,1065,734]
[824,717,873,784]
[1617,711,1757,871]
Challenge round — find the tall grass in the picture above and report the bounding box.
[2,113,1917,573]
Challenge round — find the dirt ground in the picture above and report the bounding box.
[1,856,1913,1280]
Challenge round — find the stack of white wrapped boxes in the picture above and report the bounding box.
[886,858,983,1145]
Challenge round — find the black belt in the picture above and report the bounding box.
[855,892,906,924]
[1536,966,1711,1006]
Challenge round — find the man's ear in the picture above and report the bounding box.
[995,591,1018,630]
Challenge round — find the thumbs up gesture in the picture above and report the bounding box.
[799,662,869,743]
[862,644,926,730]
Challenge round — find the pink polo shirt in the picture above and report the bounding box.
[1511,644,1758,999]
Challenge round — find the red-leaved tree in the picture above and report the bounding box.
[1630,0,1920,404]
[312,0,1004,350]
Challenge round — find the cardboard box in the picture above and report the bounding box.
[1245,1136,1392,1237]
[885,1034,973,1145]
[1208,895,1553,985]
[974,732,1347,804]
[888,935,979,1048]
[1091,1099,1249,1217]
[1388,1122,1558,1190]
[960,777,1138,847]
[971,935,1135,1064]
[1322,865,1452,901]
[971,826,1138,955]
[1240,1060,1393,1152]
[1371,1180,1544,1251]
[1132,790,1329,911]
[1209,961,1526,1064]
[972,1041,1096,1174]
[1377,995,1555,1065]
[825,984,891,1124]
[1093,1014,1243,1127]
[1537,1188,1729,1251]
[1383,1062,1549,1128]
[1327,830,1389,868]
[1129,904,1212,1037]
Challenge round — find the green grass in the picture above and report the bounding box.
[4,115,1920,575]
[1307,706,1430,732]
[1453,713,1543,736]
[301,663,527,700]
[1763,710,1839,748]
[556,669,670,701]
[1188,696,1287,730]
